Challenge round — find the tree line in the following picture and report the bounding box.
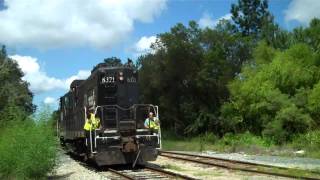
[137,0,320,143]
[0,46,35,127]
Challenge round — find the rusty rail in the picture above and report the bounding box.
[107,165,197,180]
[108,168,135,180]
[142,164,198,180]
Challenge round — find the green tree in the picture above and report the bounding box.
[104,57,122,67]
[138,22,204,134]
[231,0,273,38]
[0,46,35,127]
[260,22,292,50]
[307,81,320,125]
[292,18,320,53]
[138,20,252,135]
[220,43,319,143]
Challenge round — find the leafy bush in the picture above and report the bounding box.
[0,114,57,179]
[0,104,27,127]
[308,81,320,124]
[263,105,313,144]
[220,43,320,144]
[218,132,272,148]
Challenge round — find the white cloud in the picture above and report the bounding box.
[65,70,91,89]
[285,0,320,24]
[44,97,57,105]
[199,13,232,29]
[10,55,90,93]
[199,13,215,29]
[0,0,167,49]
[134,36,157,55]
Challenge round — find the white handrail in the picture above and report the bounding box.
[94,104,157,113]
[89,104,161,152]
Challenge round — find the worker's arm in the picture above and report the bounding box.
[144,119,149,128]
[154,117,160,125]
[95,117,101,129]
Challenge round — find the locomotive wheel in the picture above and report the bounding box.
[60,138,66,146]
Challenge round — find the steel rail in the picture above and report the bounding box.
[141,164,198,180]
[108,168,135,180]
[108,166,197,180]
[160,151,320,180]
[161,150,320,174]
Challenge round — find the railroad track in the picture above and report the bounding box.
[104,164,198,180]
[160,151,320,180]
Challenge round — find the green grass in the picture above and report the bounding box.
[162,131,218,151]
[213,132,274,153]
[0,110,57,179]
[161,131,320,159]
[193,171,222,177]
[288,131,320,158]
[162,131,272,153]
[162,137,217,151]
[256,166,320,179]
[163,164,186,171]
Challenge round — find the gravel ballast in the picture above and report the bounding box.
[48,150,111,180]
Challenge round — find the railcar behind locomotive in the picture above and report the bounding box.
[58,62,161,166]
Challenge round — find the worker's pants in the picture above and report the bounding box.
[85,130,95,151]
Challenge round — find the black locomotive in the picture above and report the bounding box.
[58,62,161,166]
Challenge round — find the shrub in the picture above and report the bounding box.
[221,43,320,143]
[263,105,314,144]
[222,132,271,146]
[0,116,57,179]
[308,81,320,124]
[0,104,28,128]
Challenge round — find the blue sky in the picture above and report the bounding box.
[0,0,319,109]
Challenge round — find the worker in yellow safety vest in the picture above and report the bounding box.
[84,110,100,150]
[144,112,159,133]
[84,111,100,131]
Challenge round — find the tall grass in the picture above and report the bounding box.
[163,131,272,152]
[290,131,320,158]
[162,131,219,151]
[216,132,274,152]
[0,110,57,179]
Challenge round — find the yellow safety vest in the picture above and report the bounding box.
[145,118,159,130]
[93,117,100,129]
[83,118,92,131]
[83,113,100,131]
